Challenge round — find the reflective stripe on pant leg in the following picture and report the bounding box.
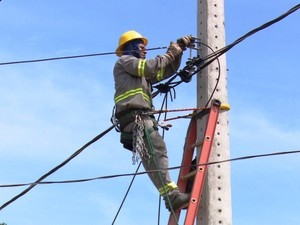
[158,181,178,195]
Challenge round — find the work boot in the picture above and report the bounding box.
[163,188,190,211]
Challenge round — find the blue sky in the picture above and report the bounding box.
[1,1,300,225]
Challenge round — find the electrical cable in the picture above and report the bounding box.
[200,3,300,65]
[1,149,300,188]
[110,84,176,224]
[156,90,179,224]
[111,161,142,225]
[0,125,115,211]
[1,2,299,218]
[0,47,167,66]
[0,4,298,68]
[197,42,221,108]
[152,3,300,100]
[157,194,162,225]
[152,40,221,110]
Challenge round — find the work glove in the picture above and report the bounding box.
[177,35,194,50]
[166,41,183,59]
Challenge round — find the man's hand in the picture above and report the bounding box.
[177,36,194,50]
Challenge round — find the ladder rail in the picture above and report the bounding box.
[168,117,197,225]
[184,101,220,225]
[167,99,221,225]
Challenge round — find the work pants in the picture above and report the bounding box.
[119,114,174,194]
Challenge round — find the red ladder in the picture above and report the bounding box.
[168,99,222,225]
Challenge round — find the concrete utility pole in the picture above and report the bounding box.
[196,0,232,225]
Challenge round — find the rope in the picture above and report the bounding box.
[153,106,208,114]
[154,89,181,224]
[144,124,179,225]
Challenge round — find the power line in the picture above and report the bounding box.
[201,3,300,64]
[0,3,298,68]
[0,125,114,211]
[0,4,298,68]
[153,3,300,97]
[0,47,167,66]
[1,149,300,188]
[1,2,299,214]
[111,162,142,225]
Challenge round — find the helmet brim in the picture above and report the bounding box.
[115,37,148,57]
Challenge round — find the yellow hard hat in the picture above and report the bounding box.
[115,30,148,57]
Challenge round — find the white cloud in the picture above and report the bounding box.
[230,107,300,155]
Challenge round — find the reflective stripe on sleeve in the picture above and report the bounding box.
[138,59,146,77]
[156,66,165,81]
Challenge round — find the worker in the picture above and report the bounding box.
[113,30,193,211]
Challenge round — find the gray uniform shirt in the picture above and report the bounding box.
[113,52,182,116]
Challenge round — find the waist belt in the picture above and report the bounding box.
[116,108,151,119]
[116,109,152,131]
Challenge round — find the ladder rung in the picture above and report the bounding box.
[191,140,203,148]
[182,170,196,181]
